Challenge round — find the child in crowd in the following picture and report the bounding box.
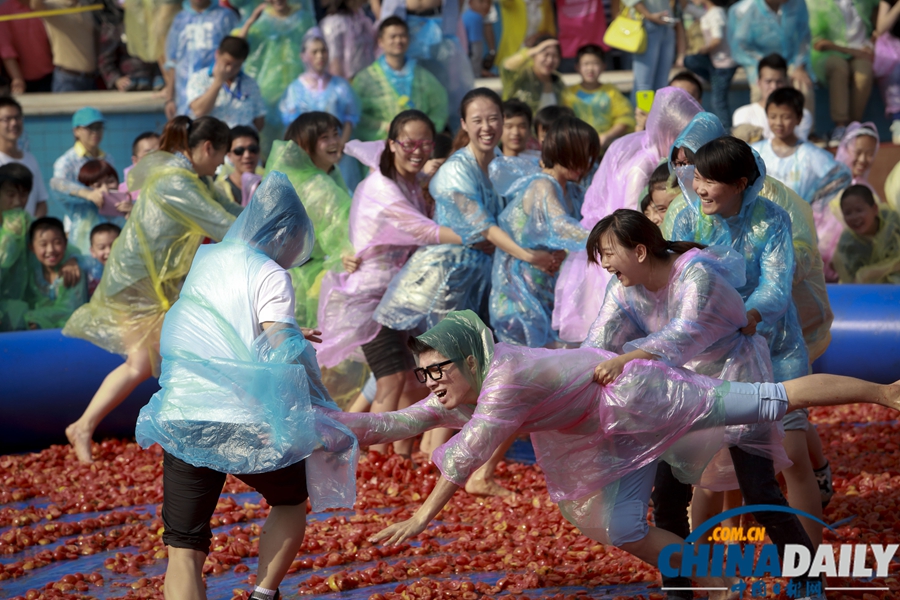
[320,0,376,80]
[752,87,852,204]
[119,132,160,197]
[641,162,677,226]
[24,217,87,330]
[163,0,238,118]
[732,54,814,142]
[562,45,635,150]
[85,223,120,298]
[216,126,263,208]
[463,0,492,78]
[64,160,129,257]
[0,162,32,330]
[835,184,900,283]
[683,0,737,128]
[500,100,536,157]
[533,105,575,146]
[500,36,565,114]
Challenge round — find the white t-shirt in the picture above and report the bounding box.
[253,259,297,338]
[0,150,48,216]
[732,102,813,141]
[700,6,736,69]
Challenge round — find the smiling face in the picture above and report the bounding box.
[304,38,329,74]
[766,103,800,140]
[312,127,343,170]
[501,115,530,155]
[229,135,260,175]
[390,119,434,180]
[849,135,877,180]
[90,230,119,265]
[0,105,23,146]
[693,169,745,218]
[648,186,675,225]
[532,44,560,78]
[132,136,159,164]
[597,231,650,288]
[379,25,410,59]
[416,349,478,410]
[31,226,67,269]
[462,97,502,154]
[841,194,880,237]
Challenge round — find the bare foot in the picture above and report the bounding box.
[65,422,94,464]
[465,476,513,497]
[884,381,900,412]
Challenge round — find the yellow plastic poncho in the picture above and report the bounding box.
[663,175,833,362]
[834,206,900,284]
[63,152,238,371]
[265,140,353,327]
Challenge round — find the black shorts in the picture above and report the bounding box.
[161,451,308,553]
[361,326,415,379]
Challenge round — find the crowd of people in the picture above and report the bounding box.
[4,1,900,599]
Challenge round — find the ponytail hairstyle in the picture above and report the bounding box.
[284,111,342,155]
[159,116,231,156]
[541,116,600,176]
[380,109,436,180]
[586,209,705,265]
[451,87,503,152]
[693,136,760,191]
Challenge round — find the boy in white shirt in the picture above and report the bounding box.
[732,53,813,141]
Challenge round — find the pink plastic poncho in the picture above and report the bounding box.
[552,87,703,343]
[316,141,441,368]
[582,247,788,490]
[331,310,731,544]
[816,122,881,281]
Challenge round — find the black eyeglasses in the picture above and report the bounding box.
[413,359,456,384]
[232,144,260,156]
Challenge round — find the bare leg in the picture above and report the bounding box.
[806,424,828,470]
[66,347,152,463]
[421,428,455,457]
[691,488,724,532]
[465,436,515,497]
[346,391,371,414]
[368,372,405,455]
[781,430,823,546]
[164,547,206,600]
[256,503,307,590]
[783,374,900,411]
[392,372,427,457]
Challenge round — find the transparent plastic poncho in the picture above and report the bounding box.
[552,87,703,343]
[0,208,31,331]
[751,139,852,204]
[670,149,810,381]
[23,249,88,330]
[333,310,732,544]
[834,206,900,283]
[63,152,237,371]
[59,195,127,258]
[727,0,812,84]
[244,8,314,107]
[582,247,788,490]
[488,156,589,347]
[663,113,833,362]
[316,141,441,368]
[124,0,181,64]
[266,140,353,327]
[135,172,357,510]
[374,146,501,331]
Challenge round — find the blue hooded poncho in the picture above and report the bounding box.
[135,172,358,511]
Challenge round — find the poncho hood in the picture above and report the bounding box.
[415,310,495,394]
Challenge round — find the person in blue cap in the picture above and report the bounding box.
[135,171,357,600]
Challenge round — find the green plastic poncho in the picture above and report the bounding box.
[124,0,181,63]
[415,309,495,394]
[266,140,353,327]
[63,152,238,371]
[0,208,32,331]
[24,250,88,330]
[834,206,900,283]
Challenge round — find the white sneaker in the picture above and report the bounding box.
[892,120,900,145]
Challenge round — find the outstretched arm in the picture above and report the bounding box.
[369,476,459,545]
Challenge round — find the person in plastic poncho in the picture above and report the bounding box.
[379,0,475,131]
[278,28,362,192]
[552,87,703,344]
[669,136,829,545]
[329,310,900,597]
[374,88,561,334]
[135,172,357,600]
[63,116,239,464]
[266,111,354,328]
[351,16,449,142]
[582,209,822,597]
[834,184,900,283]
[488,116,597,348]
[238,0,316,154]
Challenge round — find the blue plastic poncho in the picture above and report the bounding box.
[582,246,788,490]
[670,148,810,381]
[751,139,852,204]
[727,0,812,84]
[665,113,833,362]
[374,146,503,331]
[136,172,357,511]
[488,156,589,347]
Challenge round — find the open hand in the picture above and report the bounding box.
[368,516,427,546]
